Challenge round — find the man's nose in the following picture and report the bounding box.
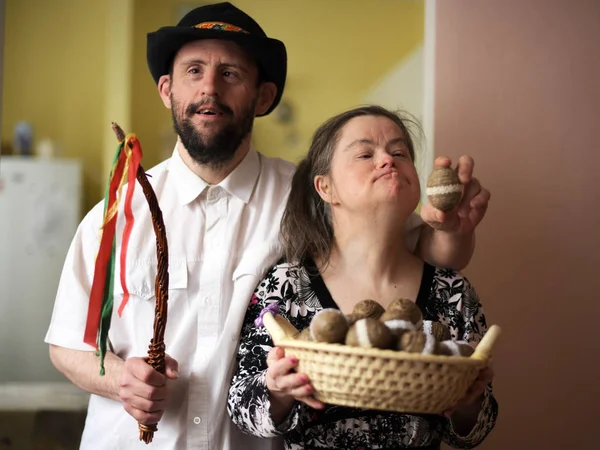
[200,69,220,97]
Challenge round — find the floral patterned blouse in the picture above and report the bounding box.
[227,259,498,449]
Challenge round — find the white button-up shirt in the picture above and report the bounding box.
[45,146,424,450]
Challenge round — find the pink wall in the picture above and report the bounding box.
[434,1,600,448]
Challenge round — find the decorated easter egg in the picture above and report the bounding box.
[345,318,395,349]
[310,308,349,343]
[352,299,386,320]
[426,167,463,211]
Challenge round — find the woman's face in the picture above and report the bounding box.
[316,115,421,219]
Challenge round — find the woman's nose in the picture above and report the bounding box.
[377,152,394,168]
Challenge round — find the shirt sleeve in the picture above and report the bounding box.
[44,203,104,351]
[441,275,499,448]
[227,263,303,438]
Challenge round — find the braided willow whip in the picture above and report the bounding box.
[112,123,169,444]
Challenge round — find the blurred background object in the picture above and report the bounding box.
[12,122,33,156]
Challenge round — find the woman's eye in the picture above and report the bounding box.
[358,153,372,159]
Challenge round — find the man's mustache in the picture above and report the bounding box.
[186,99,233,116]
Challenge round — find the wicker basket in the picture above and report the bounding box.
[263,312,501,415]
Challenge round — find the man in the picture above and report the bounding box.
[45,2,490,449]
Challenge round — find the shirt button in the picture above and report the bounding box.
[193,416,202,425]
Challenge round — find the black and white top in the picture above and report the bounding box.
[227,259,498,449]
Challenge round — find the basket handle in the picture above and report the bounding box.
[471,324,501,361]
[262,312,300,345]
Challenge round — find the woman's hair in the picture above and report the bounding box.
[280,105,421,266]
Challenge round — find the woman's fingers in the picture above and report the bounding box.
[266,346,285,365]
[456,155,474,185]
[433,156,452,168]
[265,347,325,409]
[267,355,299,380]
[452,366,494,409]
[298,395,325,410]
[275,372,311,393]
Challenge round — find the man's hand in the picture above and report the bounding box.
[421,155,491,234]
[118,354,179,425]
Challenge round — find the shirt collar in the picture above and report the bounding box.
[220,145,260,204]
[169,145,260,206]
[170,147,209,206]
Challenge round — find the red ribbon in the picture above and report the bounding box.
[84,150,127,348]
[83,136,143,348]
[118,138,142,316]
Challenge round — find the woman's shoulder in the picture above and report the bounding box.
[428,265,473,289]
[261,258,305,282]
[254,258,312,299]
[426,264,482,315]
[423,264,480,312]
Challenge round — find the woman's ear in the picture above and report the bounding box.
[314,175,335,204]
[158,75,172,109]
[255,82,277,116]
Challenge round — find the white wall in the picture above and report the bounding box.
[363,46,429,201]
[0,0,5,142]
[362,0,437,207]
[363,45,425,121]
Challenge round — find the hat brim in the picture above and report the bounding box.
[147,27,287,116]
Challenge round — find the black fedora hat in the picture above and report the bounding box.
[147,2,287,116]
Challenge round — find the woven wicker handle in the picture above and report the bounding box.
[471,325,501,361]
[262,312,300,345]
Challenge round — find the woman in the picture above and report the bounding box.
[227,106,498,449]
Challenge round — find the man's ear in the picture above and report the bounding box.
[254,81,277,116]
[158,75,172,109]
[314,174,335,204]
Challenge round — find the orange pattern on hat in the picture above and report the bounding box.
[193,21,250,34]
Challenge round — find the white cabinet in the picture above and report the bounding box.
[0,157,82,382]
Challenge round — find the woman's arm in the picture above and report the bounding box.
[227,263,304,438]
[416,226,475,271]
[441,275,499,448]
[416,155,490,271]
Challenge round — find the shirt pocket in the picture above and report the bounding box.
[110,259,189,356]
[125,258,188,301]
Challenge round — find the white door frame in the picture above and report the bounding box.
[421,0,437,206]
[0,0,5,143]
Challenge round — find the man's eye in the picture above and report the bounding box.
[358,154,372,159]
[188,68,200,74]
[223,71,237,78]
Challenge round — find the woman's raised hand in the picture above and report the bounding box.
[421,155,491,234]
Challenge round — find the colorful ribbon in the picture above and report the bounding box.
[83,135,143,375]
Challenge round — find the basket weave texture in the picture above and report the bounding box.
[263,313,500,414]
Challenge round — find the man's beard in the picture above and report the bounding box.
[171,95,257,169]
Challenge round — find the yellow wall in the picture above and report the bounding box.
[1,0,108,212]
[131,0,425,166]
[2,0,424,213]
